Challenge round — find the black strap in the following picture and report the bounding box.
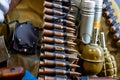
[65,48,69,53]
[63,32,67,38]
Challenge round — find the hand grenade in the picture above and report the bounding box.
[97,32,117,77]
[81,44,104,75]
[80,28,104,76]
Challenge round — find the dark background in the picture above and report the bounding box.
[115,0,120,8]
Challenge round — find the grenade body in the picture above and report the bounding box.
[98,50,117,77]
[81,44,104,75]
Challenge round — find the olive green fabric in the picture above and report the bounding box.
[6,0,44,76]
[0,23,9,41]
[7,0,44,27]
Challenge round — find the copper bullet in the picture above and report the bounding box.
[38,76,68,80]
[43,29,76,39]
[44,1,70,11]
[42,36,76,47]
[106,16,117,26]
[39,68,81,76]
[44,14,75,27]
[40,59,80,68]
[43,22,75,33]
[41,44,78,53]
[40,51,79,60]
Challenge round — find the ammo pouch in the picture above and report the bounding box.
[11,21,40,54]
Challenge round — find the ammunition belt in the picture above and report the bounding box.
[38,0,80,80]
[102,0,120,48]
